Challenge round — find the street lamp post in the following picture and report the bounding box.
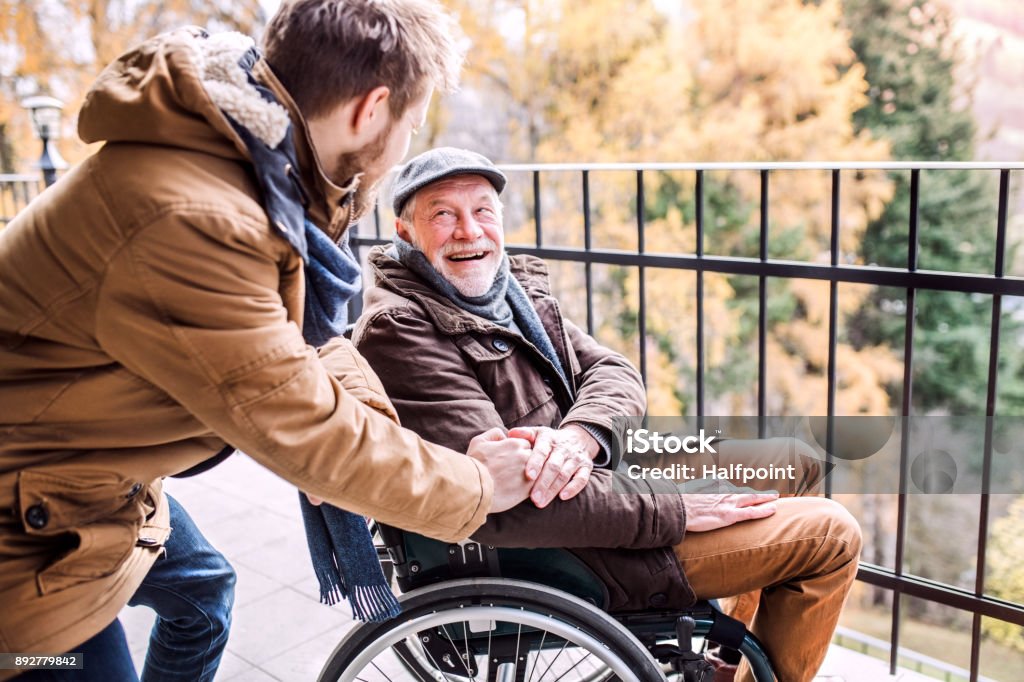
[21,95,68,187]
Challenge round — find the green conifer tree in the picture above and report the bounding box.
[844,0,1024,415]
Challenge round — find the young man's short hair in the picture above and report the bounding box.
[263,0,464,120]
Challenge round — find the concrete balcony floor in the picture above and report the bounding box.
[120,454,942,681]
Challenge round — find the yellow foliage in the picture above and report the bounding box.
[0,1,264,172]
[444,0,900,416]
[984,496,1024,652]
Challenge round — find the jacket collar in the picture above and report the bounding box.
[367,245,553,336]
[253,59,356,241]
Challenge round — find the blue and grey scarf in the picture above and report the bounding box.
[223,45,399,622]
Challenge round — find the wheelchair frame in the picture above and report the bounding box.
[317,525,777,681]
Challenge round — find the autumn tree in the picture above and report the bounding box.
[439,0,898,416]
[0,1,265,173]
[983,495,1024,651]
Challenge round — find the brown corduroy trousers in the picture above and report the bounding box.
[673,438,862,682]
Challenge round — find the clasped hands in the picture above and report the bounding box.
[474,427,779,530]
[458,424,598,513]
[305,424,596,513]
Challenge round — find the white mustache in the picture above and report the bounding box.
[439,238,498,258]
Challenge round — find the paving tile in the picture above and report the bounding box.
[201,454,293,506]
[203,454,311,522]
[120,604,156,647]
[200,505,303,558]
[226,586,351,666]
[163,478,255,529]
[234,529,313,587]
[289,573,347,616]
[120,603,156,674]
[819,644,899,680]
[233,559,288,608]
[223,666,280,681]
[258,625,358,681]
[213,649,256,680]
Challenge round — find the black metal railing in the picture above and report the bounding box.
[351,160,1024,680]
[0,174,44,227]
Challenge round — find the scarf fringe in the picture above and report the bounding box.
[350,583,402,623]
[314,565,400,622]
[315,566,346,607]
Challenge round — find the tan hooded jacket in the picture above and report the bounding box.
[0,29,491,661]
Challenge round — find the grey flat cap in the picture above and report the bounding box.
[391,147,507,214]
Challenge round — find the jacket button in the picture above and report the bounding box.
[492,338,511,352]
[126,483,143,498]
[25,504,49,530]
[649,592,669,607]
[136,537,161,547]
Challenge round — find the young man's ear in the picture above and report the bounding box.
[350,86,391,141]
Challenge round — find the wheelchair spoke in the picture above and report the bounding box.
[370,661,394,681]
[526,630,547,682]
[514,622,522,676]
[486,621,492,679]
[532,638,570,681]
[549,651,593,681]
[460,621,476,681]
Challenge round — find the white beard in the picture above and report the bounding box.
[439,266,498,297]
[417,235,501,297]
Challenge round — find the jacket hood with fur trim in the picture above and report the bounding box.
[78,28,288,163]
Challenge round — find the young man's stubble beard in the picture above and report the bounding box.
[332,121,393,224]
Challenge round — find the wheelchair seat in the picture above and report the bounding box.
[376,522,610,609]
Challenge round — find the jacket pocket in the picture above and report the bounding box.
[34,520,139,595]
[455,334,558,424]
[17,468,142,532]
[16,467,148,596]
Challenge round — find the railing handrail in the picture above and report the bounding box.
[0,174,43,182]
[493,160,1024,172]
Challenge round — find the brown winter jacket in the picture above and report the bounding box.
[0,29,492,662]
[354,246,695,612]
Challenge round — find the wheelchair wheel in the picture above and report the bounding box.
[389,639,616,682]
[318,578,666,682]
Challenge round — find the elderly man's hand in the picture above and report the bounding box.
[507,425,599,508]
[467,427,536,514]
[678,479,779,532]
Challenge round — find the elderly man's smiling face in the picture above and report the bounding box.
[399,174,504,297]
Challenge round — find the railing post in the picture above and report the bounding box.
[636,170,647,386]
[758,169,769,437]
[695,169,705,418]
[891,167,921,676]
[970,168,1010,682]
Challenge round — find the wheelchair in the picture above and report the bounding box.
[318,525,777,681]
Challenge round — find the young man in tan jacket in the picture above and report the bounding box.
[0,3,537,679]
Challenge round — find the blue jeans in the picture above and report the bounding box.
[19,495,236,681]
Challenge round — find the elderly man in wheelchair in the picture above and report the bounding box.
[323,148,862,682]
